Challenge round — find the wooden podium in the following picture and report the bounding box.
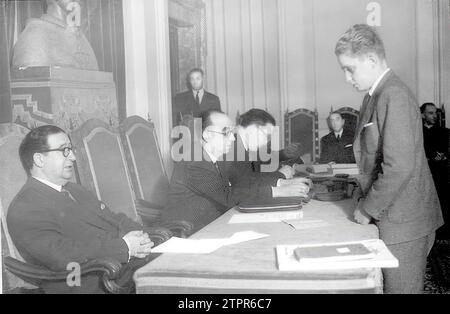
[10,66,119,131]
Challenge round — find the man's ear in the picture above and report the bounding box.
[32,152,45,169]
[202,129,209,143]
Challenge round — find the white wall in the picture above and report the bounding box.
[205,0,443,142]
[123,0,174,174]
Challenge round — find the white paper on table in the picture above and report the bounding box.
[151,231,270,254]
[228,210,303,224]
[222,231,270,246]
[283,219,331,230]
[151,237,227,254]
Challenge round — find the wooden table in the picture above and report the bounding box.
[134,199,383,294]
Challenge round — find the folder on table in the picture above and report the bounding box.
[237,199,303,213]
[294,243,374,263]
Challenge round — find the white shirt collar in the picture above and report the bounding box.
[369,68,390,96]
[238,131,249,151]
[334,129,344,138]
[33,176,62,192]
[203,144,218,164]
[193,88,205,97]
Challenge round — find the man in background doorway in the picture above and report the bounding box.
[421,102,450,239]
[320,112,356,164]
[172,68,221,126]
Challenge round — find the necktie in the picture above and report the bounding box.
[196,91,200,106]
[337,135,341,142]
[214,162,231,187]
[61,187,78,203]
[213,162,222,178]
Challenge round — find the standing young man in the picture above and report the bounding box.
[335,24,443,293]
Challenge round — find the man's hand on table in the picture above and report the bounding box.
[278,165,296,179]
[123,231,155,259]
[272,184,309,198]
[354,200,372,225]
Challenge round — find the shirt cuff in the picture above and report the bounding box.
[122,237,131,262]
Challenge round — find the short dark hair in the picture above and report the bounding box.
[239,109,276,128]
[420,102,436,114]
[335,24,386,60]
[329,111,344,120]
[19,125,67,175]
[200,109,225,133]
[188,68,204,78]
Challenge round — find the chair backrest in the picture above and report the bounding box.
[70,119,139,222]
[0,123,36,290]
[119,116,169,207]
[285,109,320,164]
[335,107,360,134]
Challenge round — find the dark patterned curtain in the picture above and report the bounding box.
[0,0,127,123]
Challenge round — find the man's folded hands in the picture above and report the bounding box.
[122,230,155,259]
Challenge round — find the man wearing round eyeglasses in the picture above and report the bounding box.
[165,110,311,232]
[7,125,155,293]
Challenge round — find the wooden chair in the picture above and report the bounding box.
[285,108,320,164]
[0,123,168,294]
[71,118,191,237]
[334,107,360,134]
[119,116,194,237]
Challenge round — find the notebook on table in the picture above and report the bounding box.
[237,199,303,213]
[294,243,374,263]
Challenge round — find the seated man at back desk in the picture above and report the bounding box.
[320,112,356,164]
[164,110,311,232]
[7,126,155,294]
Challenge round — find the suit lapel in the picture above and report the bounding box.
[63,184,119,231]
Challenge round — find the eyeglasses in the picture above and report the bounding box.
[208,128,235,138]
[38,146,76,158]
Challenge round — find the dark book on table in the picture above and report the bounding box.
[294,243,375,263]
[237,198,303,213]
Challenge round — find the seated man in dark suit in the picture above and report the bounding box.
[7,126,155,293]
[320,112,356,164]
[421,103,450,239]
[227,109,310,186]
[164,110,310,232]
[172,68,221,126]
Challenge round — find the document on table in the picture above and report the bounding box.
[276,239,399,271]
[283,219,331,230]
[151,231,270,254]
[228,210,303,224]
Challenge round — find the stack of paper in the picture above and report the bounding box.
[276,239,399,271]
[331,164,360,176]
[152,231,270,254]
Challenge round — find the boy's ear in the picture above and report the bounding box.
[367,53,379,66]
